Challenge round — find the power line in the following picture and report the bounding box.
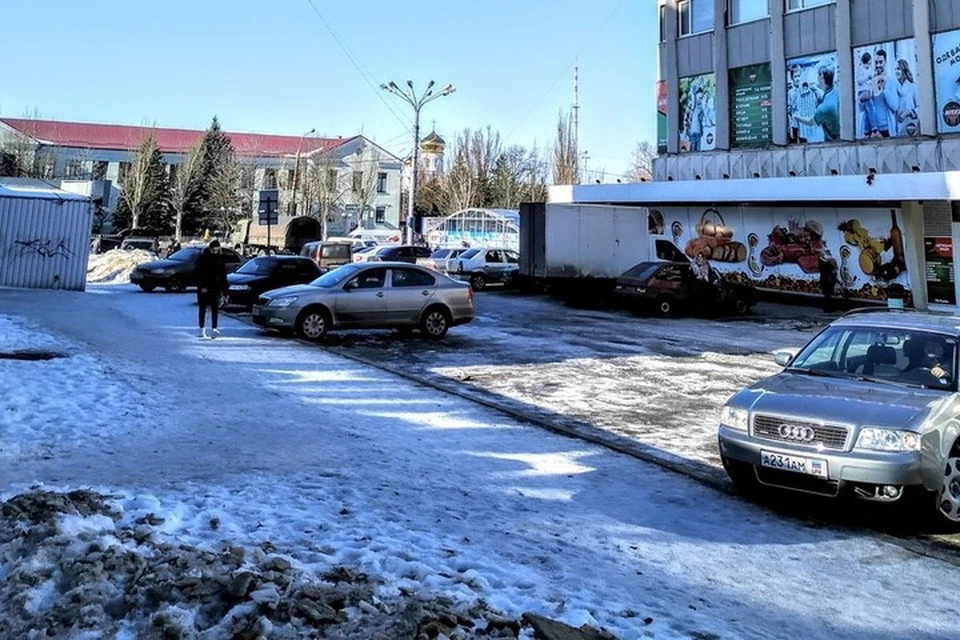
[503,0,630,145]
[303,0,411,135]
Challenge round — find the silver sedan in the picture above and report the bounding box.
[251,262,475,340]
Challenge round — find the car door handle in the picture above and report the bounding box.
[421,290,430,296]
[376,292,384,298]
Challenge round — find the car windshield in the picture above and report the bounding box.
[460,249,481,259]
[431,249,451,259]
[167,247,202,262]
[310,264,361,288]
[236,258,277,275]
[621,262,662,280]
[788,325,958,391]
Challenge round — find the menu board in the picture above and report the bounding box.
[924,237,956,305]
[730,64,772,148]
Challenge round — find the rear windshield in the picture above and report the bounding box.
[237,258,277,275]
[621,262,661,280]
[322,244,351,259]
[460,249,481,259]
[168,247,202,262]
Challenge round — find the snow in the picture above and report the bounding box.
[87,249,155,284]
[2,286,960,638]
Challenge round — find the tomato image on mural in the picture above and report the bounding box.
[760,220,825,273]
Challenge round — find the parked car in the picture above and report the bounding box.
[225,256,320,308]
[614,261,755,317]
[299,240,353,272]
[418,248,468,273]
[718,308,960,528]
[120,236,160,255]
[129,245,243,293]
[365,245,433,264]
[252,262,474,340]
[451,248,520,291]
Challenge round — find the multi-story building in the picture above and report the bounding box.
[551,1,960,311]
[0,118,403,238]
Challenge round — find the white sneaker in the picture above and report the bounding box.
[212,328,220,339]
[199,328,208,339]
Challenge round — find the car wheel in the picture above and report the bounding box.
[733,297,750,316]
[420,306,450,339]
[469,274,486,291]
[165,279,186,293]
[936,444,960,527]
[138,284,156,293]
[722,456,760,495]
[655,295,675,317]
[297,307,329,341]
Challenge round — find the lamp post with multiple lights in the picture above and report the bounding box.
[380,80,455,243]
[291,128,315,216]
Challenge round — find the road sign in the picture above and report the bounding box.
[258,189,279,226]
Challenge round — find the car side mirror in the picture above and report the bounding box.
[773,351,795,367]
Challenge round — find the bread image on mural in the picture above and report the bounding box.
[683,208,747,262]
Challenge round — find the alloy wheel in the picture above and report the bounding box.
[939,457,960,522]
[423,311,448,338]
[301,313,327,340]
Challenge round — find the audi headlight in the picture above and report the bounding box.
[229,284,251,291]
[855,428,921,452]
[268,296,298,308]
[150,268,169,275]
[720,406,749,432]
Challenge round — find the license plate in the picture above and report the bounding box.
[760,451,828,478]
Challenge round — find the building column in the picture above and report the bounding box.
[714,0,730,150]
[836,0,855,141]
[770,0,787,145]
[664,0,681,154]
[913,0,937,136]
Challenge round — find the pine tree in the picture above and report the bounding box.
[114,134,171,232]
[195,116,240,234]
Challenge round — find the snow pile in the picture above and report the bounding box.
[0,489,616,640]
[87,249,155,284]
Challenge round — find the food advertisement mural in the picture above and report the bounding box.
[660,207,911,302]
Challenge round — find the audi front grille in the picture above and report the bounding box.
[752,414,850,451]
[256,297,269,307]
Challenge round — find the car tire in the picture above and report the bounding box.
[733,297,750,316]
[934,441,960,530]
[655,295,675,317]
[138,284,156,293]
[469,274,486,291]
[296,306,330,341]
[420,306,451,339]
[165,279,186,293]
[722,457,761,496]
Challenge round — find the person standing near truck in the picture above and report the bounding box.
[194,240,228,339]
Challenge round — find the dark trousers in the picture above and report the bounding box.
[197,289,220,329]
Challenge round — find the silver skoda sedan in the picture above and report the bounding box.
[252,262,475,340]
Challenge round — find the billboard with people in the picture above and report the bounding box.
[786,52,840,144]
[933,29,960,134]
[853,39,920,139]
[678,73,716,152]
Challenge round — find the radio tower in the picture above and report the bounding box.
[572,66,581,182]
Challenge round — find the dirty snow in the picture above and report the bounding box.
[87,249,155,284]
[2,288,960,639]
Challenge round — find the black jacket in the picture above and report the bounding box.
[194,249,228,292]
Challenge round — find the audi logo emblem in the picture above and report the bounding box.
[778,424,816,442]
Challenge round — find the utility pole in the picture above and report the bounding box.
[573,66,580,183]
[381,79,456,244]
[291,128,315,217]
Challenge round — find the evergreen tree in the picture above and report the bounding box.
[195,117,240,234]
[114,134,171,232]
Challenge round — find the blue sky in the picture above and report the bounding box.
[2,0,657,180]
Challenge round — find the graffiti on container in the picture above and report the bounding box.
[12,238,74,260]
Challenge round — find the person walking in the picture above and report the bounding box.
[194,240,228,339]
[818,247,839,312]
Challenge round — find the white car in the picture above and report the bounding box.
[418,248,468,273]
[450,248,520,290]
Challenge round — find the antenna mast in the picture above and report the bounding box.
[573,65,581,182]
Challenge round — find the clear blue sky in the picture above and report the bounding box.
[2,0,658,180]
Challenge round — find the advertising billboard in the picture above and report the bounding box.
[678,73,716,152]
[786,52,840,144]
[933,29,960,133]
[853,38,920,139]
[656,80,668,154]
[729,64,772,148]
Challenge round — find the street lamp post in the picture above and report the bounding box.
[380,80,455,244]
[291,128,315,217]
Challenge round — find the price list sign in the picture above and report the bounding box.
[730,64,772,148]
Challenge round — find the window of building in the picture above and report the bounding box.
[376,172,387,193]
[263,168,278,190]
[730,0,768,24]
[352,171,363,193]
[375,206,386,224]
[327,169,338,188]
[786,0,832,11]
[118,161,131,186]
[659,4,666,41]
[92,161,109,180]
[679,0,713,36]
[64,160,83,179]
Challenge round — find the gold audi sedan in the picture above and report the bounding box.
[252,262,475,340]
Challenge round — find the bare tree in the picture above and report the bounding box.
[0,108,55,178]
[627,141,655,182]
[169,140,204,240]
[552,111,579,185]
[116,134,170,231]
[490,144,549,207]
[302,149,350,238]
[352,152,384,229]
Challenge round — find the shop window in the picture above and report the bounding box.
[263,168,278,190]
[375,206,386,224]
[679,0,714,36]
[730,0,768,24]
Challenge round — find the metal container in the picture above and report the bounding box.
[0,184,93,291]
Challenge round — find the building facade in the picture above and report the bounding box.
[0,119,403,237]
